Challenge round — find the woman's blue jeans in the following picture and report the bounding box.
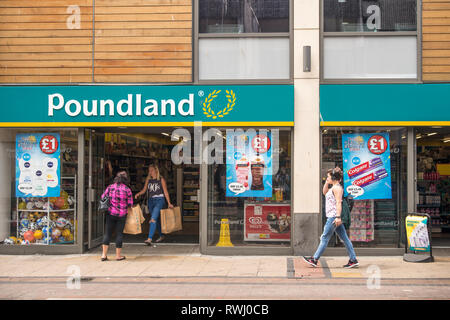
[148,197,166,240]
[313,217,357,261]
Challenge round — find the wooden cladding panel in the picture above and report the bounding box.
[0,1,93,83]
[423,0,450,82]
[0,0,193,84]
[94,2,192,83]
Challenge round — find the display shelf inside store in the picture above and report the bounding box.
[349,200,375,242]
[182,165,200,222]
[417,142,450,240]
[417,204,440,208]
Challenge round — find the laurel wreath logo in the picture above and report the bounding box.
[202,90,236,119]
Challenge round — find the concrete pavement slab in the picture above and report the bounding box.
[1,248,450,280]
[292,257,327,278]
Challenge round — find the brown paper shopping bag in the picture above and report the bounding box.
[123,205,144,235]
[160,206,182,234]
[138,205,145,224]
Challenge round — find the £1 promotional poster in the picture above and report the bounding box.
[342,133,392,200]
[16,133,61,198]
[226,131,272,198]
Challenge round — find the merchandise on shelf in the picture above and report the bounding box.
[3,176,77,246]
[182,166,200,220]
[417,145,450,234]
[349,200,374,242]
[106,134,176,204]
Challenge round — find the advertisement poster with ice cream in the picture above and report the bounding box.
[16,133,61,197]
[244,203,291,241]
[342,133,392,200]
[226,131,272,197]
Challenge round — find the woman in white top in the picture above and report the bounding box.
[303,168,359,268]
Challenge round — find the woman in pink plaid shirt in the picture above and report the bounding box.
[100,171,133,261]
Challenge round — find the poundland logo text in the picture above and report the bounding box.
[48,93,194,118]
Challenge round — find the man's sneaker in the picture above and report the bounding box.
[303,256,318,268]
[343,259,359,268]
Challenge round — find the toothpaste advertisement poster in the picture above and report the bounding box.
[16,133,61,198]
[226,131,272,198]
[342,133,392,200]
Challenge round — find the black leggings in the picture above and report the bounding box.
[103,214,126,248]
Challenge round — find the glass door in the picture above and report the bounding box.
[85,129,105,249]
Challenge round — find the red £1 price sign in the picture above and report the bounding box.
[367,135,387,155]
[251,134,271,154]
[40,135,58,154]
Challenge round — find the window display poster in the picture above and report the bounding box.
[226,131,272,197]
[244,203,291,241]
[342,133,392,200]
[16,133,61,197]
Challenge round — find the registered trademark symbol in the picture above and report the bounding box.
[198,90,204,97]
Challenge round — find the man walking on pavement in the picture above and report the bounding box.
[303,167,359,268]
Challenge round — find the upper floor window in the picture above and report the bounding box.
[199,0,290,33]
[324,0,417,32]
[322,0,418,81]
[198,0,291,81]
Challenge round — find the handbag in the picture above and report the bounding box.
[141,192,150,215]
[139,190,150,214]
[141,203,149,215]
[98,195,110,213]
[341,197,352,230]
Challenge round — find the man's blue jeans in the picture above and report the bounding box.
[148,197,166,240]
[313,217,357,261]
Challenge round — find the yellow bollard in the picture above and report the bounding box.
[216,218,234,247]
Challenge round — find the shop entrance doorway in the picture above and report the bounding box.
[99,127,200,244]
[416,127,450,247]
[84,129,106,250]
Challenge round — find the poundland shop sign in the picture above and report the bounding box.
[0,85,294,127]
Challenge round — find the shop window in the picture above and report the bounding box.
[416,127,450,247]
[324,0,417,32]
[199,38,290,80]
[199,0,289,33]
[322,0,418,80]
[321,127,407,248]
[1,129,78,246]
[207,129,291,247]
[198,0,291,81]
[323,36,417,79]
